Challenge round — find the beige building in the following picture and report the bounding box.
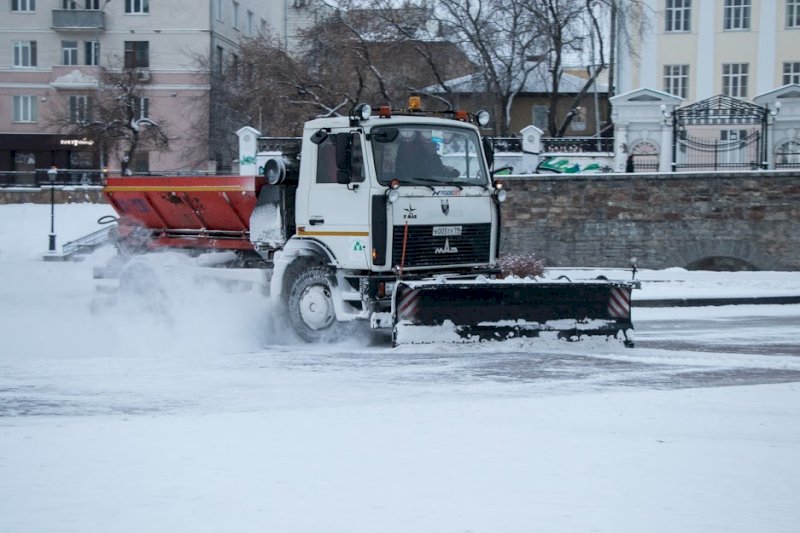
[617,0,800,104]
[0,0,322,179]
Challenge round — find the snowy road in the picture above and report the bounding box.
[1,204,799,533]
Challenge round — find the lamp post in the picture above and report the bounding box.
[47,166,57,252]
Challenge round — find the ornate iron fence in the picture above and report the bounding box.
[675,130,762,171]
[775,140,800,169]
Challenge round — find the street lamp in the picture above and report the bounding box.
[47,166,57,252]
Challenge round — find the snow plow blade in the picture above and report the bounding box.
[391,279,634,347]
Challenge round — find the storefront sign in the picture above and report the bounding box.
[59,138,95,147]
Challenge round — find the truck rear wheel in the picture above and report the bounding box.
[288,266,346,342]
[118,259,169,318]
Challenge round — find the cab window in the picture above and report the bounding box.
[316,133,365,184]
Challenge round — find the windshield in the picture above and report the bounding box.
[371,125,488,187]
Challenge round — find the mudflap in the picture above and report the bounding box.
[391,279,634,347]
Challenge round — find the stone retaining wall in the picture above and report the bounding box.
[501,171,800,270]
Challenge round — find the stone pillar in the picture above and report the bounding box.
[659,122,673,172]
[520,125,543,173]
[236,126,261,177]
[614,123,628,172]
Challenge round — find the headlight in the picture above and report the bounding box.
[387,188,400,203]
[493,182,507,203]
[477,110,490,127]
[357,104,371,121]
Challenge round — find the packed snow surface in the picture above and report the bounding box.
[1,203,799,533]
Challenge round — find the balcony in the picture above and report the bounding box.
[52,9,105,31]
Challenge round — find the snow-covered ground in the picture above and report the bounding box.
[1,203,799,533]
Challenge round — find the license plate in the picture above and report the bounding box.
[432,226,462,237]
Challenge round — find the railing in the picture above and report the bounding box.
[542,137,613,153]
[0,169,104,188]
[490,138,523,152]
[52,9,105,30]
[62,225,115,257]
[489,136,614,154]
[0,169,233,187]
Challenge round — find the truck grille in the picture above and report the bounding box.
[391,223,491,269]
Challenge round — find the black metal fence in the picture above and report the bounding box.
[0,169,105,188]
[489,136,613,154]
[0,169,225,187]
[542,137,613,153]
[674,130,763,171]
[775,140,800,169]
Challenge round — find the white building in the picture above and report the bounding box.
[617,0,800,104]
[0,0,322,179]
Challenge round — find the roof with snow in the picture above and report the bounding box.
[424,64,608,95]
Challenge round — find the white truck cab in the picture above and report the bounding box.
[293,113,501,274]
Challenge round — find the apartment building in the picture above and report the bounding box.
[0,0,316,179]
[617,0,800,104]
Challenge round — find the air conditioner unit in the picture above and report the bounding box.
[136,69,151,82]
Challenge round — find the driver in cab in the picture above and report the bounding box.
[395,130,460,180]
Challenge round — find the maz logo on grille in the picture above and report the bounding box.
[434,238,459,254]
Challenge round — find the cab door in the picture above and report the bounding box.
[304,130,372,269]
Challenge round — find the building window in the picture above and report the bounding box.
[788,0,800,28]
[62,41,79,65]
[215,0,224,21]
[134,97,150,120]
[571,108,586,131]
[12,41,37,67]
[69,95,92,123]
[125,0,149,14]
[232,1,240,29]
[85,41,100,65]
[664,64,689,98]
[247,10,254,36]
[532,105,548,130]
[783,62,800,84]
[63,0,98,7]
[12,0,36,12]
[665,0,691,32]
[13,95,38,122]
[722,63,749,98]
[724,0,751,30]
[124,41,149,68]
[215,46,224,74]
[129,152,149,173]
[260,19,267,34]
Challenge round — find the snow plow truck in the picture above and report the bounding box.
[98,99,634,346]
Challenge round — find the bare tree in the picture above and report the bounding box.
[211,0,649,143]
[49,65,169,174]
[219,6,473,138]
[432,0,550,135]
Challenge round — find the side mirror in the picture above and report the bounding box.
[335,133,352,184]
[482,137,494,169]
[310,129,328,145]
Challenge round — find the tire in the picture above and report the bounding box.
[118,260,169,318]
[287,266,348,343]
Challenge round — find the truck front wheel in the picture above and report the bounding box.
[288,266,346,342]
